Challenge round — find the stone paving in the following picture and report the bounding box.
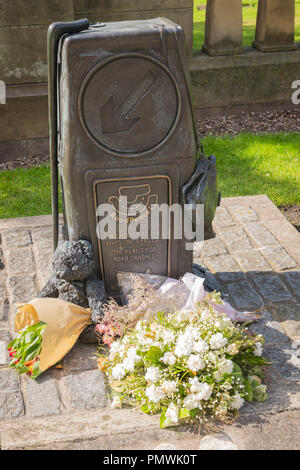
[0,195,300,450]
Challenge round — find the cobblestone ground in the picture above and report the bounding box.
[0,195,299,450]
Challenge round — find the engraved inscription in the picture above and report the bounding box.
[95,177,170,294]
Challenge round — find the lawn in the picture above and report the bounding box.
[0,133,299,219]
[193,0,300,51]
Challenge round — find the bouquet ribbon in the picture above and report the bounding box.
[15,298,92,372]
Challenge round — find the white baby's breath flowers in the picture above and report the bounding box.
[162,351,176,366]
[187,354,206,372]
[145,384,165,403]
[200,308,212,322]
[209,332,228,350]
[165,403,178,423]
[112,364,126,380]
[254,342,263,357]
[215,318,231,331]
[145,366,160,383]
[230,392,244,410]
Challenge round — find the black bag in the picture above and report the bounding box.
[182,152,220,240]
[175,33,220,241]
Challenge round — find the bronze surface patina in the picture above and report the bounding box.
[48,18,215,296]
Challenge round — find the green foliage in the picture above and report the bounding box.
[8,321,46,379]
[144,346,163,365]
[1,133,299,219]
[243,379,253,402]
[203,133,300,207]
[0,164,61,219]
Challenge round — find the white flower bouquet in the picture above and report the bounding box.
[98,276,269,429]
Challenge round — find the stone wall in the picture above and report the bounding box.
[0,0,299,161]
[0,0,193,161]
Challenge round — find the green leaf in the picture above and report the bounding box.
[160,409,171,429]
[31,361,42,380]
[232,362,243,379]
[243,379,253,402]
[189,408,198,419]
[140,404,151,414]
[179,408,190,419]
[145,346,163,365]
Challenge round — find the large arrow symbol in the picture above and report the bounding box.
[100,69,160,135]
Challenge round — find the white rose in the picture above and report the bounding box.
[187,354,206,372]
[110,341,121,355]
[214,358,234,381]
[174,333,194,357]
[189,378,212,401]
[183,393,200,410]
[230,392,244,410]
[207,351,218,365]
[185,326,200,340]
[145,384,165,403]
[189,377,203,393]
[193,339,209,356]
[111,364,126,380]
[162,329,175,344]
[161,380,177,395]
[165,403,178,423]
[254,342,263,357]
[196,382,213,401]
[127,347,140,363]
[122,358,135,372]
[145,366,161,383]
[162,352,176,366]
[226,343,239,355]
[209,333,227,349]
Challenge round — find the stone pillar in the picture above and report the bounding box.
[253,0,296,52]
[202,0,243,56]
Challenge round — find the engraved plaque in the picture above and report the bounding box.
[95,176,170,294]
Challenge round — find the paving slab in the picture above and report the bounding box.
[0,195,299,449]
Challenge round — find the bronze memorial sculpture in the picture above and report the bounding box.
[47,18,219,302]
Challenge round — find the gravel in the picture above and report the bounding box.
[196,109,300,138]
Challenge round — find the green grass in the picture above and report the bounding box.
[0,133,299,219]
[0,164,61,219]
[203,133,300,207]
[193,0,300,51]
